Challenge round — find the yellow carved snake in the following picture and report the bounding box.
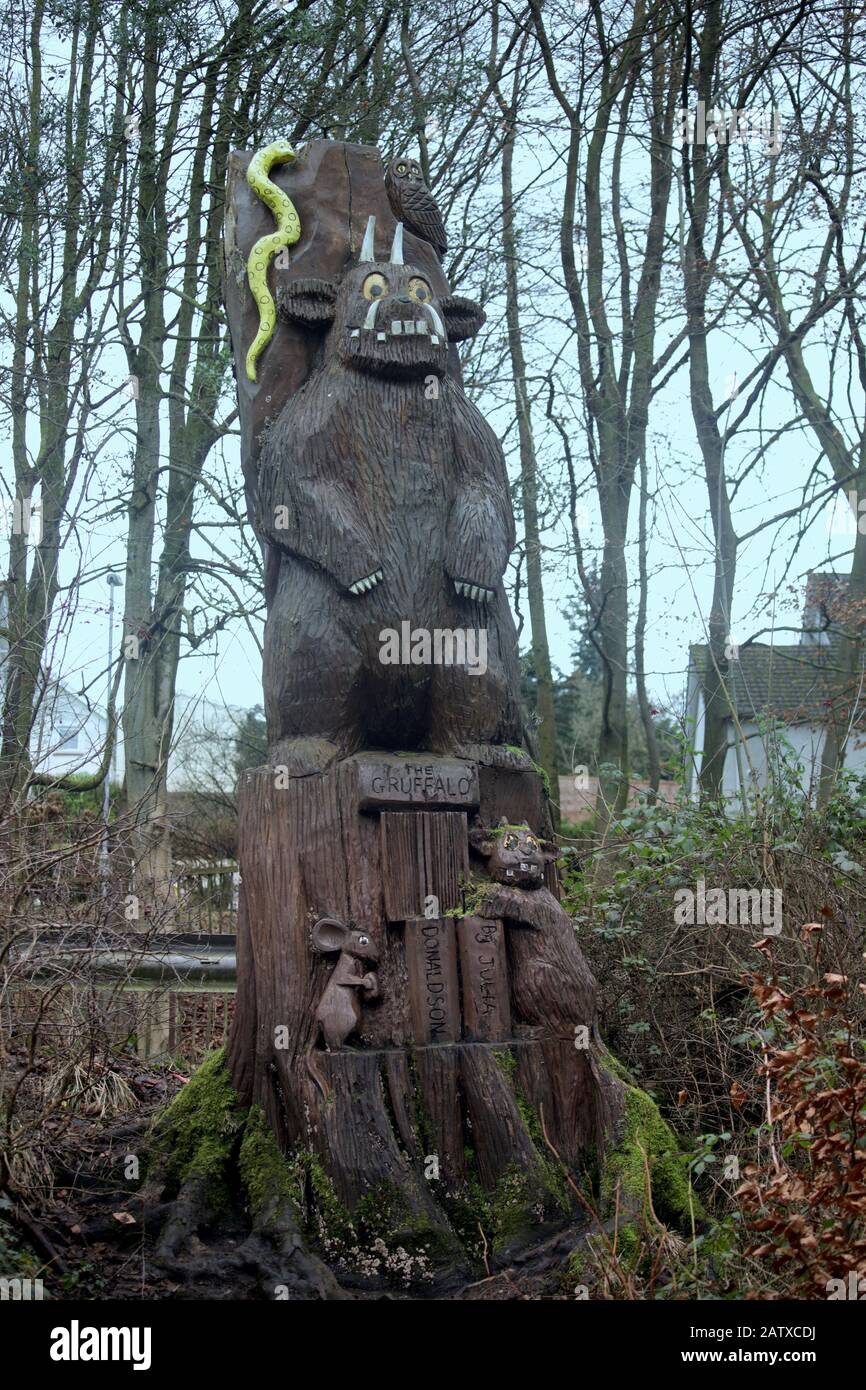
[245,140,302,381]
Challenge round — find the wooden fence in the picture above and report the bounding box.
[4,861,241,1068]
[171,859,240,934]
[165,991,234,1066]
[156,861,239,1060]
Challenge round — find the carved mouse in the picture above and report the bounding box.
[306,916,380,1098]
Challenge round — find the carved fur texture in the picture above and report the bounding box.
[255,251,524,764]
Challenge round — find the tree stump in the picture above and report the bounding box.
[212,136,643,1287]
[227,752,624,1272]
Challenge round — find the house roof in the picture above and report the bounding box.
[688,641,860,724]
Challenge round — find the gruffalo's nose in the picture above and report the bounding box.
[395,293,412,304]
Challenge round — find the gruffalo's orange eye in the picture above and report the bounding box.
[408,277,432,303]
[502,833,518,850]
[525,836,539,851]
[363,273,389,300]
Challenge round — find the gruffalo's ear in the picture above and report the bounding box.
[539,838,562,864]
[441,294,486,342]
[311,916,348,953]
[468,821,494,857]
[278,277,337,328]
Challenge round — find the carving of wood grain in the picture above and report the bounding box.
[456,917,511,1042]
[404,918,461,1043]
[380,811,468,921]
[383,1051,422,1158]
[414,1045,466,1182]
[515,1038,601,1166]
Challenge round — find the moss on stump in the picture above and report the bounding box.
[143,1044,699,1294]
[599,1054,699,1232]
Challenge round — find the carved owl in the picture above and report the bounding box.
[384,156,448,258]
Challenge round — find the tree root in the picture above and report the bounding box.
[154,1173,216,1261]
[140,1049,345,1299]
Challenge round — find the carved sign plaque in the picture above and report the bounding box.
[358,757,479,811]
[405,918,461,1044]
[457,916,511,1042]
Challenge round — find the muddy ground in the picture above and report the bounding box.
[2,1052,586,1302]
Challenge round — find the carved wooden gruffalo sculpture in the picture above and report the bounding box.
[223,139,625,1283]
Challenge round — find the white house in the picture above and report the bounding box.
[685,572,866,800]
[0,586,108,783]
[30,683,109,781]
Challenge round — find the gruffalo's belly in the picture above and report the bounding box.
[261,373,521,753]
[354,386,450,521]
[340,384,454,605]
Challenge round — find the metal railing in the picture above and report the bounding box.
[7,931,239,1065]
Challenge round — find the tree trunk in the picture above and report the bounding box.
[818,525,866,804]
[499,94,560,826]
[680,0,738,805]
[635,448,660,801]
[593,526,631,833]
[120,0,171,896]
[228,753,623,1267]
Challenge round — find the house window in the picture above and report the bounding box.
[56,725,80,752]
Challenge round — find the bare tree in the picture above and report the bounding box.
[528,0,684,832]
[489,17,560,817]
[708,0,866,802]
[0,0,127,804]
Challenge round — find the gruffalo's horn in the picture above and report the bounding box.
[359,214,376,262]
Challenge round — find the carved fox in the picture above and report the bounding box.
[469,819,598,1042]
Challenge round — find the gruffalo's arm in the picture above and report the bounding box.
[256,277,383,594]
[444,384,516,601]
[436,297,515,601]
[257,426,383,595]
